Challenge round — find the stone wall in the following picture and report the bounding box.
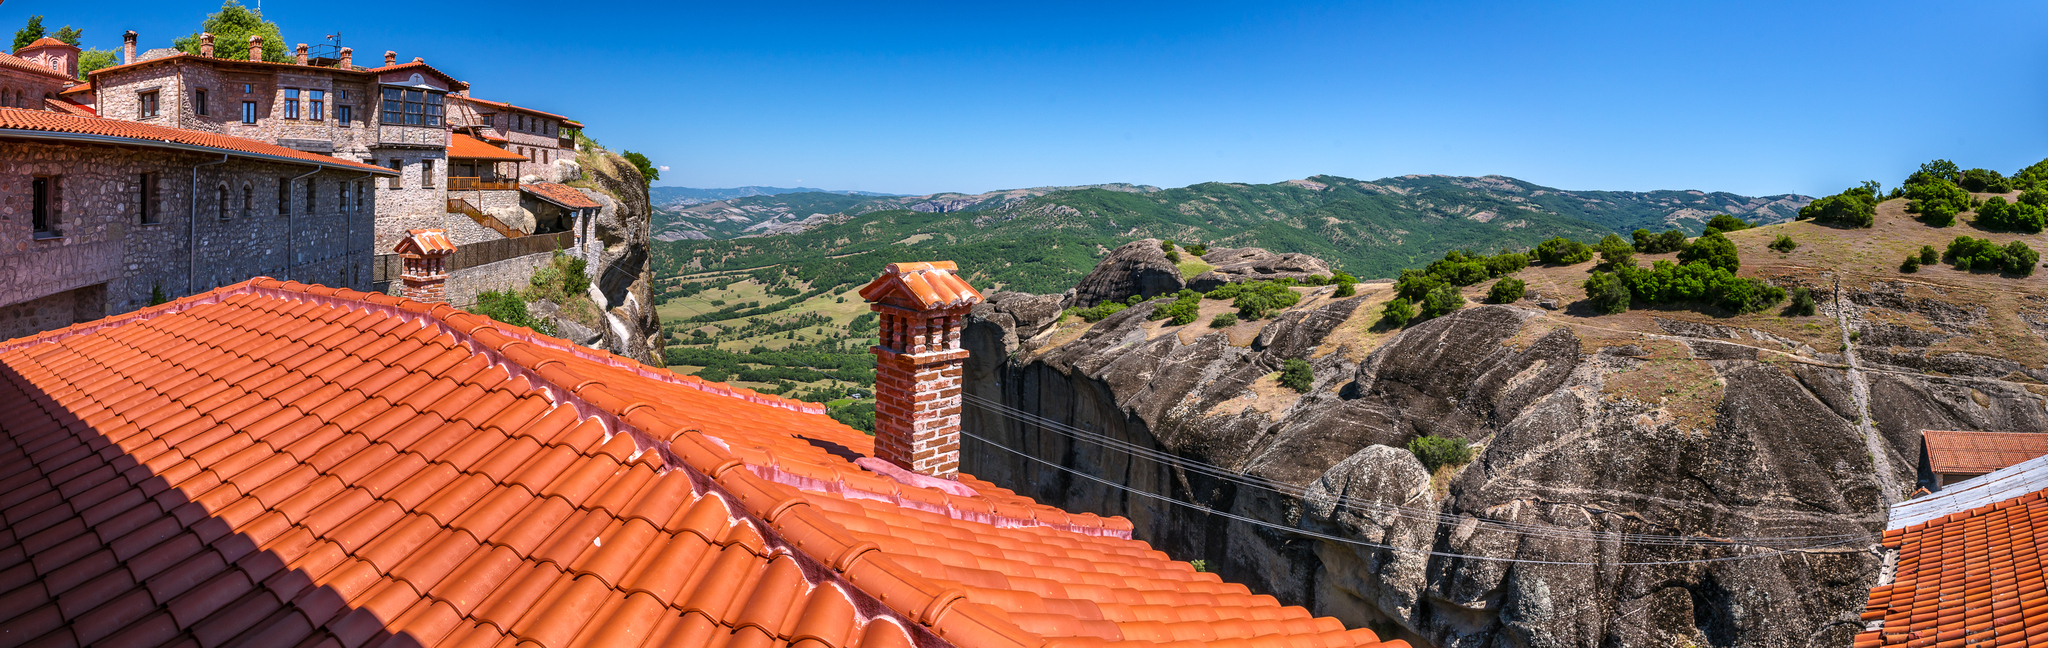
[0,284,103,342]
[438,250,554,307]
[0,139,378,338]
[93,57,380,155]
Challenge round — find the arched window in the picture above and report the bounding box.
[216,185,228,220]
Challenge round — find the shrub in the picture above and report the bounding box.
[1945,236,2036,275]
[1534,237,1595,264]
[1485,252,1530,276]
[1150,290,1203,325]
[1769,234,1798,253]
[1209,313,1238,328]
[1975,196,2047,233]
[1379,298,1414,327]
[1799,184,1879,228]
[1906,179,1971,226]
[1488,278,1526,304]
[2008,241,2041,277]
[1920,245,1940,264]
[1633,228,1688,253]
[1075,301,1128,322]
[1407,436,1474,473]
[1615,260,1785,313]
[1902,256,1921,273]
[475,290,554,335]
[1185,243,1209,257]
[1786,287,1817,316]
[2017,159,2048,192]
[1161,240,1175,252]
[1165,251,1180,263]
[1906,159,1961,187]
[1705,214,1755,233]
[1678,232,1740,272]
[1419,285,1464,320]
[1959,168,2014,193]
[1232,281,1303,320]
[1584,271,1630,315]
[1332,271,1357,297]
[1596,234,1635,268]
[1279,359,1314,393]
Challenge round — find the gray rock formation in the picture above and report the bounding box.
[1070,239,1187,308]
[574,151,665,367]
[962,283,2048,646]
[1191,247,1333,291]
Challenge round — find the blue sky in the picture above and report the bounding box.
[25,1,2048,196]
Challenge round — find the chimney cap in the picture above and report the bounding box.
[859,261,982,310]
[394,229,456,257]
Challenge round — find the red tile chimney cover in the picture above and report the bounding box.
[394,228,456,256]
[858,260,981,310]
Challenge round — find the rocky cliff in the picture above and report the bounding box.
[568,149,665,366]
[961,263,2048,646]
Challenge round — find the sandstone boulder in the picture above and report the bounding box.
[1069,239,1187,308]
[1190,247,1332,291]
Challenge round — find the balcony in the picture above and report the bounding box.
[449,177,518,191]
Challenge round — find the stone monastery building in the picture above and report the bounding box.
[0,28,595,341]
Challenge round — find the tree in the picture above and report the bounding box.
[1901,255,1921,273]
[1488,278,1525,304]
[1419,285,1464,320]
[13,16,46,52]
[1960,168,2014,193]
[77,49,119,80]
[1331,271,1356,297]
[2016,159,2048,191]
[172,1,288,63]
[1633,228,1687,253]
[1407,436,1473,473]
[1534,236,1594,265]
[1584,271,1630,314]
[1907,159,1961,187]
[1906,179,1970,227]
[1678,232,1740,272]
[53,26,82,46]
[1798,185,1877,228]
[1596,234,1634,269]
[1786,287,1817,316]
[1975,197,2047,233]
[1279,359,1314,393]
[1920,245,1939,264]
[1379,298,1413,328]
[1704,214,1754,233]
[622,151,659,187]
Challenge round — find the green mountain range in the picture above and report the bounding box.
[652,174,1811,294]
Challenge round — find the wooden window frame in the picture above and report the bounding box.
[195,88,208,116]
[138,90,159,118]
[138,173,159,224]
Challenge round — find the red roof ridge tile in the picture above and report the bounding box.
[523,182,603,211]
[0,107,394,174]
[454,95,575,123]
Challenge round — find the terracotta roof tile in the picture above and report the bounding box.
[1854,486,2048,646]
[44,98,96,117]
[447,132,528,161]
[0,278,1405,648]
[523,182,601,210]
[0,107,393,174]
[859,261,984,310]
[18,37,78,52]
[455,96,574,124]
[1922,430,2048,475]
[0,50,69,81]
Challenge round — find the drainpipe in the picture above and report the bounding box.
[348,171,375,287]
[286,164,325,282]
[189,154,229,296]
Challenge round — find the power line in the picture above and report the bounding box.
[960,427,1870,566]
[961,393,1872,549]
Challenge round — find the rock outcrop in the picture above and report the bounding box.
[1069,239,1187,307]
[962,280,2046,646]
[1190,247,1333,291]
[570,150,665,367]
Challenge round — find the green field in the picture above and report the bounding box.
[656,270,880,432]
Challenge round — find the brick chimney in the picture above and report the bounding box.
[294,43,308,65]
[199,32,214,57]
[859,261,983,478]
[384,50,397,66]
[338,47,352,68]
[123,31,136,64]
[247,35,263,61]
[394,229,456,304]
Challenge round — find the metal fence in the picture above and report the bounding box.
[373,231,574,282]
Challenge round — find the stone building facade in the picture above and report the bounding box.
[2,39,75,110]
[0,108,395,340]
[445,95,582,182]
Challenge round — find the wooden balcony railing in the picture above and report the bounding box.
[449,177,518,191]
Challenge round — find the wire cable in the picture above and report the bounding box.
[961,393,1873,548]
[961,427,1871,566]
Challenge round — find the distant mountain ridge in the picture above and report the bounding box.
[649,186,902,207]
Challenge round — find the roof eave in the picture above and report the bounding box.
[0,128,398,176]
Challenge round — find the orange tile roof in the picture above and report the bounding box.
[0,107,393,174]
[1854,488,2048,647]
[0,50,70,81]
[523,182,602,210]
[0,278,1406,648]
[447,132,527,161]
[367,60,470,91]
[58,81,90,95]
[17,37,78,52]
[1922,430,2048,475]
[860,261,984,309]
[44,97,96,116]
[456,96,574,124]
[396,229,458,255]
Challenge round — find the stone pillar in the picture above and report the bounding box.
[860,261,983,478]
[294,44,308,66]
[247,35,263,62]
[394,229,455,304]
[199,33,214,57]
[123,31,136,65]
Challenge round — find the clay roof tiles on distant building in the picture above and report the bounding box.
[522,182,602,211]
[0,277,1406,648]
[0,107,394,174]
[456,96,575,124]
[43,97,95,116]
[0,50,71,81]
[446,132,528,161]
[1922,430,2048,476]
[57,81,90,95]
[17,36,78,51]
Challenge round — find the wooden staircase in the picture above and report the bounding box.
[446,197,526,238]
